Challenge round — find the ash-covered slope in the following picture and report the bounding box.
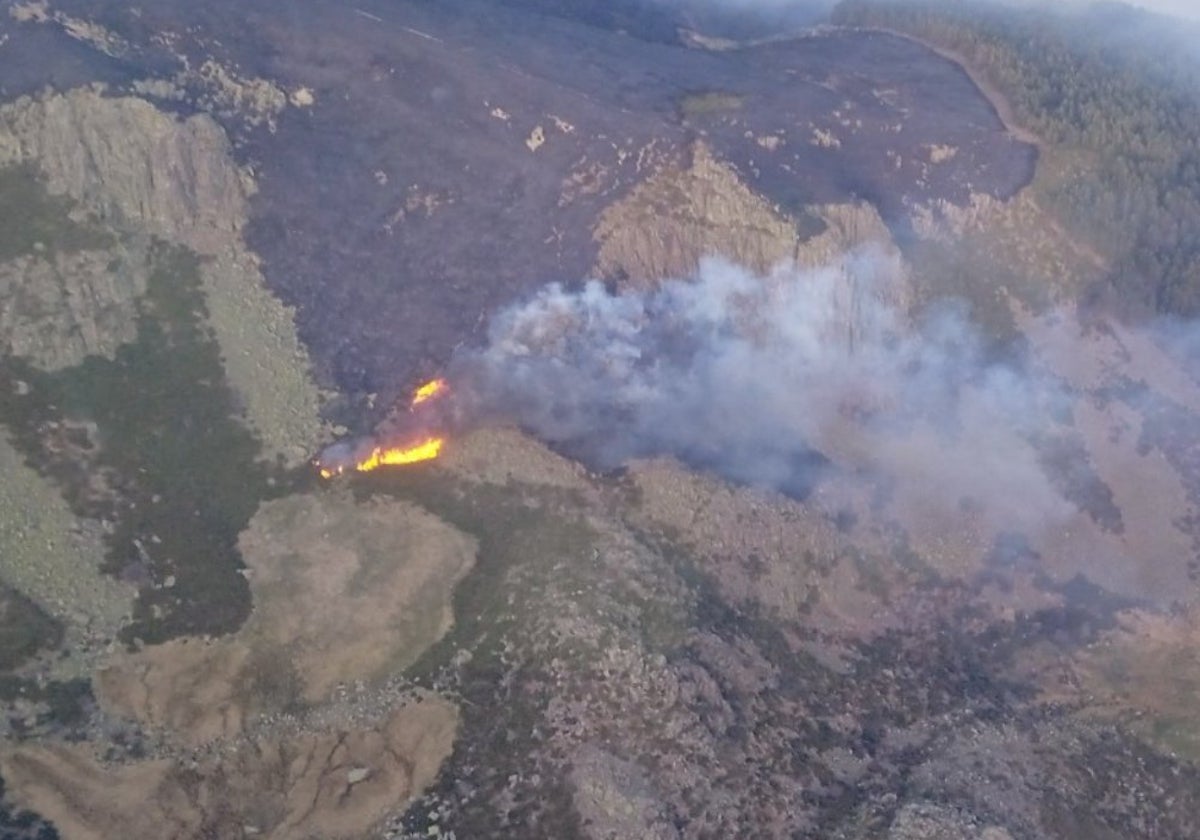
[8,3,1200,840]
[2,0,1032,418]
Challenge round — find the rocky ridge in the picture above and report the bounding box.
[0,85,324,464]
[0,2,1196,839]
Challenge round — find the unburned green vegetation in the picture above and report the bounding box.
[0,238,283,644]
[0,586,60,672]
[834,0,1200,316]
[0,165,112,261]
[0,676,92,734]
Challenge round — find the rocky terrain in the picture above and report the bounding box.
[3,0,1033,416]
[0,1,1197,839]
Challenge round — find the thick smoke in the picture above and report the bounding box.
[452,249,1070,528]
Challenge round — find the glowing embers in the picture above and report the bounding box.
[316,378,449,479]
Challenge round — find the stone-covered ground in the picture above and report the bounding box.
[0,2,1197,839]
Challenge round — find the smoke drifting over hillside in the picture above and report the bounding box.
[452,250,1071,529]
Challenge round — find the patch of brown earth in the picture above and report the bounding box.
[0,693,458,840]
[1019,308,1200,605]
[1023,605,1200,763]
[237,491,477,702]
[1,489,471,837]
[97,491,476,745]
[95,636,260,746]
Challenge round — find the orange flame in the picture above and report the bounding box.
[354,437,444,472]
[411,378,448,407]
[317,378,449,479]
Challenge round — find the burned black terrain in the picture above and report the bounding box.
[16,3,1200,839]
[2,0,1032,420]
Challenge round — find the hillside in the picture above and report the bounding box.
[0,1,1198,838]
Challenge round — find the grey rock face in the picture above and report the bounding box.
[0,89,247,256]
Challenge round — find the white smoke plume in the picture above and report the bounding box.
[451,249,1071,529]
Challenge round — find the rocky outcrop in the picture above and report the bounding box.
[837,803,1014,840]
[0,87,324,463]
[592,143,803,288]
[570,745,681,840]
[441,426,592,491]
[793,201,898,270]
[906,187,1103,315]
[627,458,908,636]
[0,90,246,254]
[592,147,912,343]
[593,142,906,285]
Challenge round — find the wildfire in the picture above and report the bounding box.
[353,437,444,473]
[316,378,449,478]
[411,377,447,407]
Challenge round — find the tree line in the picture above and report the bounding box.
[832,0,1200,317]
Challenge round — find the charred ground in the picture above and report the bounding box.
[2,0,1032,422]
[5,2,1197,839]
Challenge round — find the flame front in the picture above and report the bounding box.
[316,378,449,479]
[411,378,447,407]
[354,437,444,472]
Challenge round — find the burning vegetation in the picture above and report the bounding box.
[316,378,448,479]
[411,378,447,406]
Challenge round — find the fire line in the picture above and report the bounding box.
[354,437,444,472]
[411,377,447,407]
[316,378,449,478]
